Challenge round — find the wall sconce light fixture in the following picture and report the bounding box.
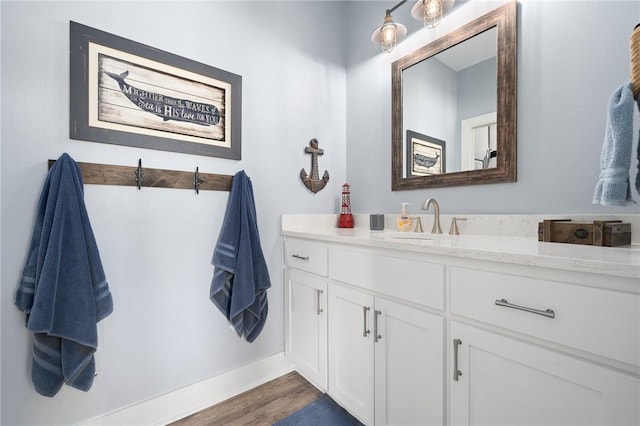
[372,0,456,53]
[370,1,408,53]
[418,0,443,28]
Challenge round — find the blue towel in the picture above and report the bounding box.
[15,153,113,397]
[210,171,271,343]
[593,83,636,205]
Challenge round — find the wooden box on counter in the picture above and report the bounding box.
[538,220,632,247]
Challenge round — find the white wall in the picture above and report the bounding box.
[347,1,640,215]
[0,1,346,425]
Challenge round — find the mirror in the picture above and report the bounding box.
[392,2,516,190]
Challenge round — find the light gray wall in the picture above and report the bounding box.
[1,1,346,424]
[347,1,640,215]
[457,57,498,123]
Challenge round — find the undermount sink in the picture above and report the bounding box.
[372,232,452,241]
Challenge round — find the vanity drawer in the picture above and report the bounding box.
[285,239,328,277]
[450,267,639,366]
[329,247,444,310]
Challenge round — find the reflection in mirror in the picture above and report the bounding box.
[392,2,516,190]
[403,27,497,176]
[461,112,497,170]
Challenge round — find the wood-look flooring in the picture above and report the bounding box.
[169,371,323,426]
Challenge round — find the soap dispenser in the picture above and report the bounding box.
[396,203,412,232]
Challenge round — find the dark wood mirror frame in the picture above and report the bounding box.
[392,2,517,190]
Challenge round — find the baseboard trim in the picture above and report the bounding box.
[81,352,294,425]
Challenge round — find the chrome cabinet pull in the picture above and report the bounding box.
[495,298,555,319]
[292,254,309,261]
[362,306,371,337]
[374,310,382,342]
[453,338,462,381]
[316,289,324,315]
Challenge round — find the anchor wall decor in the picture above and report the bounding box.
[300,138,329,193]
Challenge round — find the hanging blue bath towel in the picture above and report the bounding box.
[15,153,113,397]
[593,82,636,205]
[210,171,271,343]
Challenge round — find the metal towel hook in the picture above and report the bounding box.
[135,158,144,190]
[194,166,205,194]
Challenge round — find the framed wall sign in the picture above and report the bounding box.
[406,130,445,176]
[70,21,242,159]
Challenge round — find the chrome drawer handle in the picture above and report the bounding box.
[291,254,309,261]
[316,289,324,315]
[374,310,382,343]
[453,338,462,381]
[363,306,371,337]
[495,298,555,319]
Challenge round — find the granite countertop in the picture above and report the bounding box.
[282,224,640,280]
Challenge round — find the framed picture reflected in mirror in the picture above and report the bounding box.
[406,130,446,177]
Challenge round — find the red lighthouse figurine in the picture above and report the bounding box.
[339,183,354,228]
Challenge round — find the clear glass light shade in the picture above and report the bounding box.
[381,21,397,52]
[371,14,407,53]
[411,0,455,29]
[423,0,443,28]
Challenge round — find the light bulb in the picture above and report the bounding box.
[380,16,397,53]
[382,25,396,43]
[423,0,443,29]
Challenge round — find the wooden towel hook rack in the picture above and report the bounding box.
[48,158,233,193]
[631,24,640,98]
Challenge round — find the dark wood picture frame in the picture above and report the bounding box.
[70,21,242,159]
[406,130,446,176]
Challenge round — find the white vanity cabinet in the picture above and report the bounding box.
[327,246,445,425]
[284,238,446,425]
[282,225,640,426]
[449,267,640,426]
[284,239,328,390]
[327,284,374,424]
[328,284,444,426]
[449,322,639,426]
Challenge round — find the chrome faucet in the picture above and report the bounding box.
[420,198,442,234]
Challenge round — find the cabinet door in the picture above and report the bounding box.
[374,297,444,426]
[285,270,327,390]
[450,322,640,426]
[328,284,375,425]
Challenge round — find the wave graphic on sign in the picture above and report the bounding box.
[105,70,221,127]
